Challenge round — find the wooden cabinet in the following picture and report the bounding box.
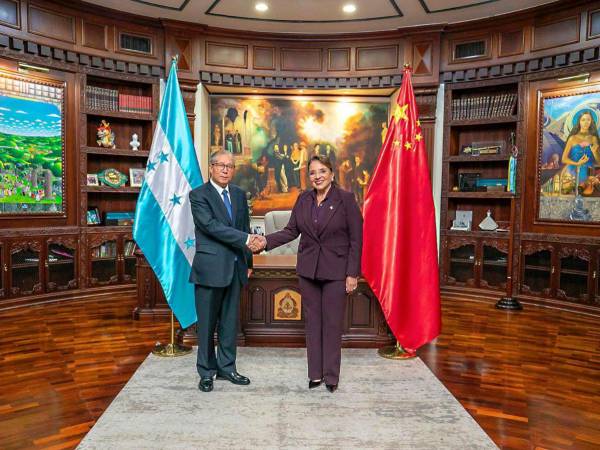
[444,235,509,291]
[78,70,157,289]
[0,242,4,299]
[80,70,159,256]
[9,239,43,297]
[87,231,135,287]
[440,77,521,299]
[46,236,78,292]
[0,234,78,300]
[520,240,600,309]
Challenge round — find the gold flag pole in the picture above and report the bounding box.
[378,341,417,360]
[152,311,192,357]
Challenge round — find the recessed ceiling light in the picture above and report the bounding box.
[255,2,269,12]
[298,89,304,93]
[343,4,356,13]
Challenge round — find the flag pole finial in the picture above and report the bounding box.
[172,54,179,62]
[403,63,411,71]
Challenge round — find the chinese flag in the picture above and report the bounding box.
[362,67,441,351]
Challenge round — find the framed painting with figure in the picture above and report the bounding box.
[537,84,600,223]
[209,95,389,216]
[0,70,65,215]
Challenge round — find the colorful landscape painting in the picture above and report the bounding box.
[0,75,64,214]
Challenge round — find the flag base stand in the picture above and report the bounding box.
[378,342,417,360]
[152,342,192,357]
[152,312,192,357]
[495,296,523,311]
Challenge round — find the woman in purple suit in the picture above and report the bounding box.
[265,155,363,392]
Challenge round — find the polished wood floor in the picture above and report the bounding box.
[0,294,599,450]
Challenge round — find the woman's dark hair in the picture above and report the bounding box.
[309,154,333,172]
[568,110,600,140]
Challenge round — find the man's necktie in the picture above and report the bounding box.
[222,189,233,221]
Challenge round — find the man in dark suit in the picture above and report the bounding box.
[189,150,262,392]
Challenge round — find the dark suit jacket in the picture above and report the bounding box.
[266,185,363,281]
[188,181,252,287]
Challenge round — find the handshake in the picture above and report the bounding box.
[247,234,267,253]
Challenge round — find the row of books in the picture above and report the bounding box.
[91,242,117,259]
[90,242,137,258]
[124,241,137,256]
[452,92,517,120]
[85,86,152,114]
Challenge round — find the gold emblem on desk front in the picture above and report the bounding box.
[274,289,301,321]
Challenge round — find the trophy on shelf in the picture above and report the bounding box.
[96,119,116,149]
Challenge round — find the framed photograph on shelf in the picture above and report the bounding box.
[0,69,66,215]
[249,217,265,236]
[86,207,101,225]
[86,174,99,186]
[537,83,600,223]
[129,168,145,187]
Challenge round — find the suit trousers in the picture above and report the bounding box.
[195,266,241,378]
[298,276,347,385]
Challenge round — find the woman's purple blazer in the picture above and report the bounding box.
[265,185,363,281]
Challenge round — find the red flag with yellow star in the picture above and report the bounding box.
[362,67,441,351]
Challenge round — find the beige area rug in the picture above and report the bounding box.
[77,347,497,450]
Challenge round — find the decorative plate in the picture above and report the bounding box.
[98,168,128,188]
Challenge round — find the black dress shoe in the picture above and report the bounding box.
[216,371,250,385]
[199,376,213,392]
[308,379,322,389]
[326,384,338,393]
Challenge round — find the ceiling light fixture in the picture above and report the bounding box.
[255,2,269,12]
[343,4,356,13]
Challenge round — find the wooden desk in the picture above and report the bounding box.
[243,254,392,347]
[135,253,393,347]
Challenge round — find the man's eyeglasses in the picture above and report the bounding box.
[212,162,235,171]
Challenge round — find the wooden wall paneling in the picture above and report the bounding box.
[532,15,580,52]
[0,0,20,29]
[82,19,107,51]
[163,26,199,80]
[588,8,600,40]
[281,47,322,72]
[253,45,275,70]
[206,41,248,69]
[356,44,398,71]
[328,47,350,71]
[499,29,525,57]
[412,40,433,76]
[27,3,75,43]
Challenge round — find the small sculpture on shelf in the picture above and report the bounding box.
[96,119,116,149]
[479,210,498,231]
[129,133,141,151]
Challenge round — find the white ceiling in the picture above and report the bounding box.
[93,0,557,34]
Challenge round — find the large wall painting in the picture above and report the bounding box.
[538,84,600,223]
[0,71,65,215]
[210,95,389,216]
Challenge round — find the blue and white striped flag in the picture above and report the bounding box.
[133,61,203,328]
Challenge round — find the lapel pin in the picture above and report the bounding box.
[330,206,334,210]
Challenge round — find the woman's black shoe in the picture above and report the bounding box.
[308,379,322,389]
[326,384,337,393]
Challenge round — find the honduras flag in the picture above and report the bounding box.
[133,60,203,328]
